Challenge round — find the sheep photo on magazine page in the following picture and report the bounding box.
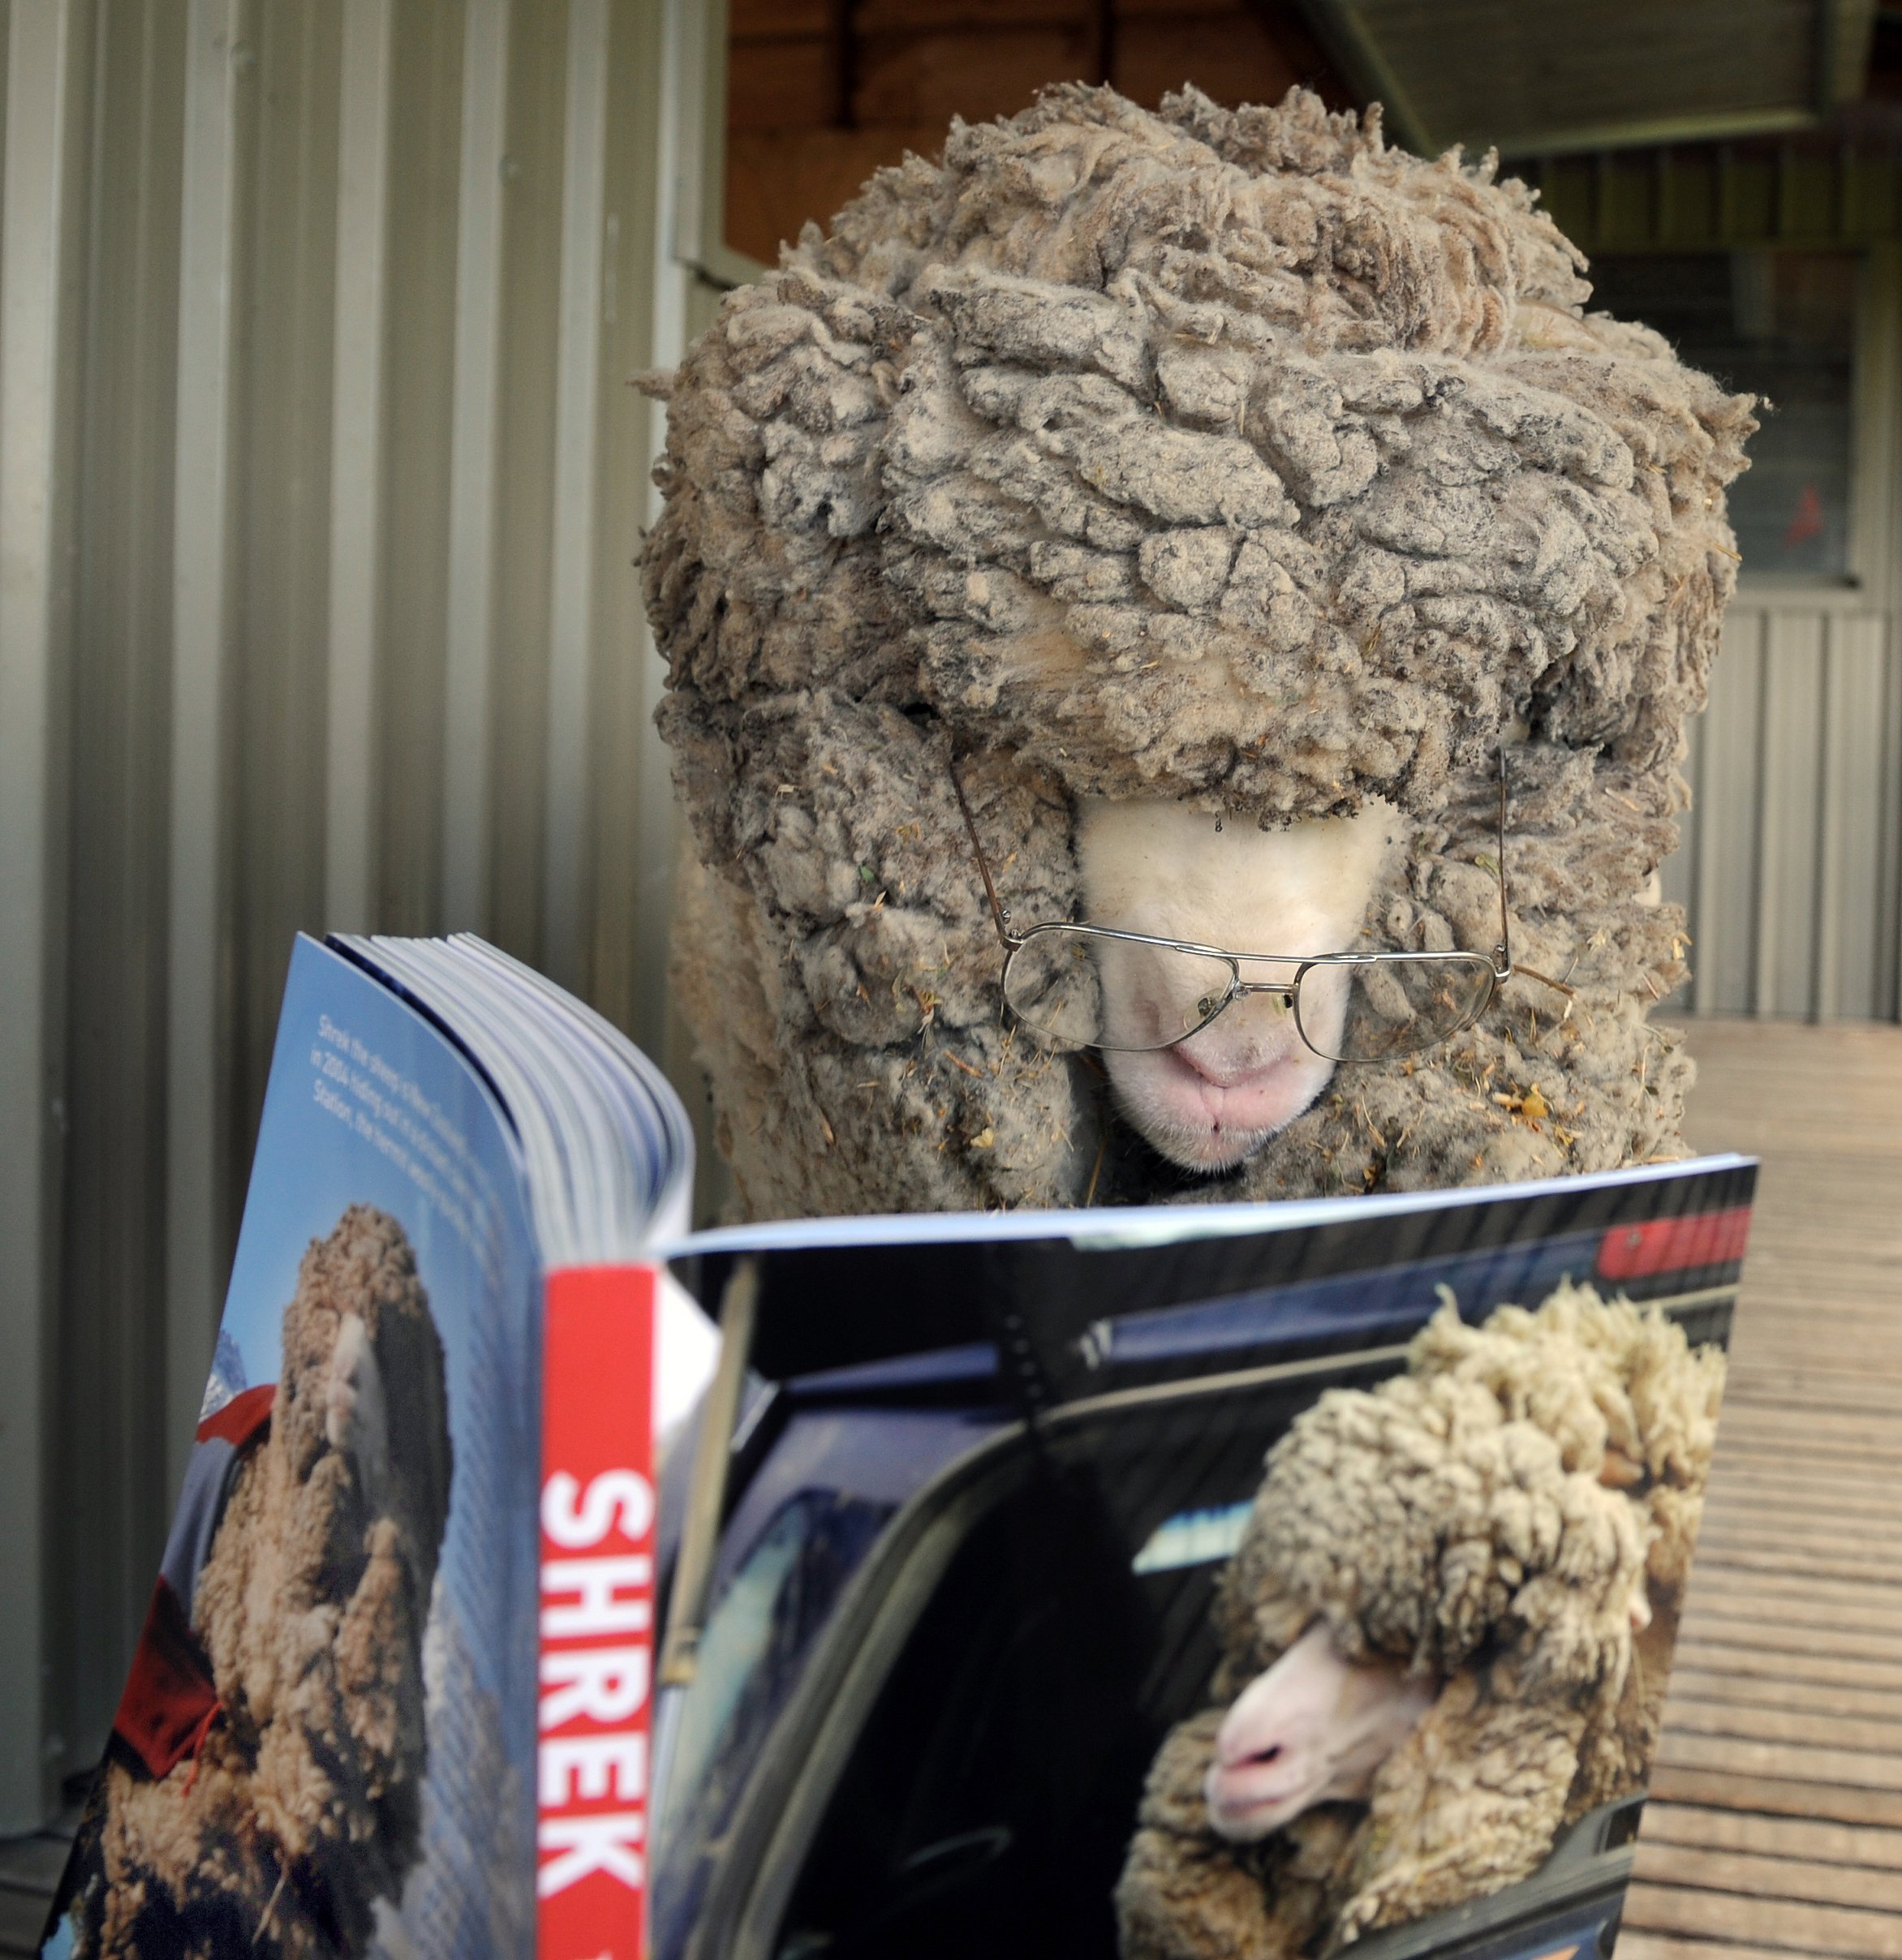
[60,1206,454,1960]
[642,84,1754,1222]
[1117,1284,1725,1960]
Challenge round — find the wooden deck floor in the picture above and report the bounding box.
[1623,1017,1902,1960]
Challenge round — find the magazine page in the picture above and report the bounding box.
[339,933,715,1444]
[652,1156,1755,1960]
[47,937,544,1959]
[336,931,706,1958]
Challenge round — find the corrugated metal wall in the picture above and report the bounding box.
[1668,601,1902,1016]
[0,0,735,1825]
[1537,153,1902,1016]
[1660,251,1902,1018]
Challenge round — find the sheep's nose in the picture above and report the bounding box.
[1213,1725,1286,1773]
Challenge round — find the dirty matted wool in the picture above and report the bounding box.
[643,84,1756,1216]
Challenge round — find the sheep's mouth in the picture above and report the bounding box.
[1102,1040,1333,1171]
[1203,1748,1332,1841]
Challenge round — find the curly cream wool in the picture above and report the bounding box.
[643,85,1755,1216]
[1116,1286,1726,1959]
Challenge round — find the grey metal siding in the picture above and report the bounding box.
[1667,604,1902,1019]
[0,0,721,1824]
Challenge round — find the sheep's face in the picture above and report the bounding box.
[1075,796,1395,1171]
[1205,1620,1435,1842]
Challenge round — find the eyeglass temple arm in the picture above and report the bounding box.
[1490,750,1573,1002]
[949,759,1021,952]
[1494,746,1513,979]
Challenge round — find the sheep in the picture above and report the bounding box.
[60,1205,453,1960]
[642,82,1756,1218]
[1115,1283,1726,1960]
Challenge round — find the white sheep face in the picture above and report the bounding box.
[1205,1620,1435,1842]
[1074,797,1395,1172]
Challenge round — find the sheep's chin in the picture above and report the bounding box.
[1204,1752,1336,1842]
[1103,1042,1336,1171]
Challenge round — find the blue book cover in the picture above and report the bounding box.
[49,937,545,1958]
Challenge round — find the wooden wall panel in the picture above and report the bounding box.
[853,27,1097,126]
[721,0,1350,262]
[727,32,837,130]
[1114,13,1304,112]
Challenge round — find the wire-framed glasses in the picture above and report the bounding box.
[953,754,1543,1066]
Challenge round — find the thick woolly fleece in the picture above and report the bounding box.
[1115,1286,1726,1960]
[644,84,1757,1218]
[70,1206,453,1960]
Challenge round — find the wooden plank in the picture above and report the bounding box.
[1695,1511,1902,1550]
[1722,1372,1902,1403]
[852,26,1096,124]
[1656,1726,1902,1792]
[1702,1468,1902,1501]
[1114,13,1305,111]
[1698,1432,1902,1472]
[1711,1403,1902,1439]
[1621,1879,1902,1959]
[1620,1937,1845,1960]
[1640,1805,1902,1872]
[1649,1764,1902,1829]
[1696,1497,1902,1538]
[1701,1485,1902,1524]
[1630,1842,1902,1913]
[1671,1644,1902,1694]
[1673,1616,1902,1665]
[1688,1537,1902,1576]
[1658,1699,1902,1758]
[726,36,837,132]
[1675,1550,1902,1590]
[1677,1577,1902,1625]
[1665,1670,1902,1724]
[726,126,949,264]
[1639,1025,1902,1953]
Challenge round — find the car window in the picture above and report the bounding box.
[654,1489,893,1960]
[766,1386,1316,1960]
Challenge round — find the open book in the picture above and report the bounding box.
[47,932,708,1960]
[48,935,1754,1960]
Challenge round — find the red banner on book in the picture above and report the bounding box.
[537,1264,658,1960]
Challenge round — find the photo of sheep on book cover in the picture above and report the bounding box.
[652,1160,1754,1960]
[44,933,697,1960]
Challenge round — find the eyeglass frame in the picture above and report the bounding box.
[949,750,1565,1064]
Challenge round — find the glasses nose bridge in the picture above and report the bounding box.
[1229,969,1297,1003]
